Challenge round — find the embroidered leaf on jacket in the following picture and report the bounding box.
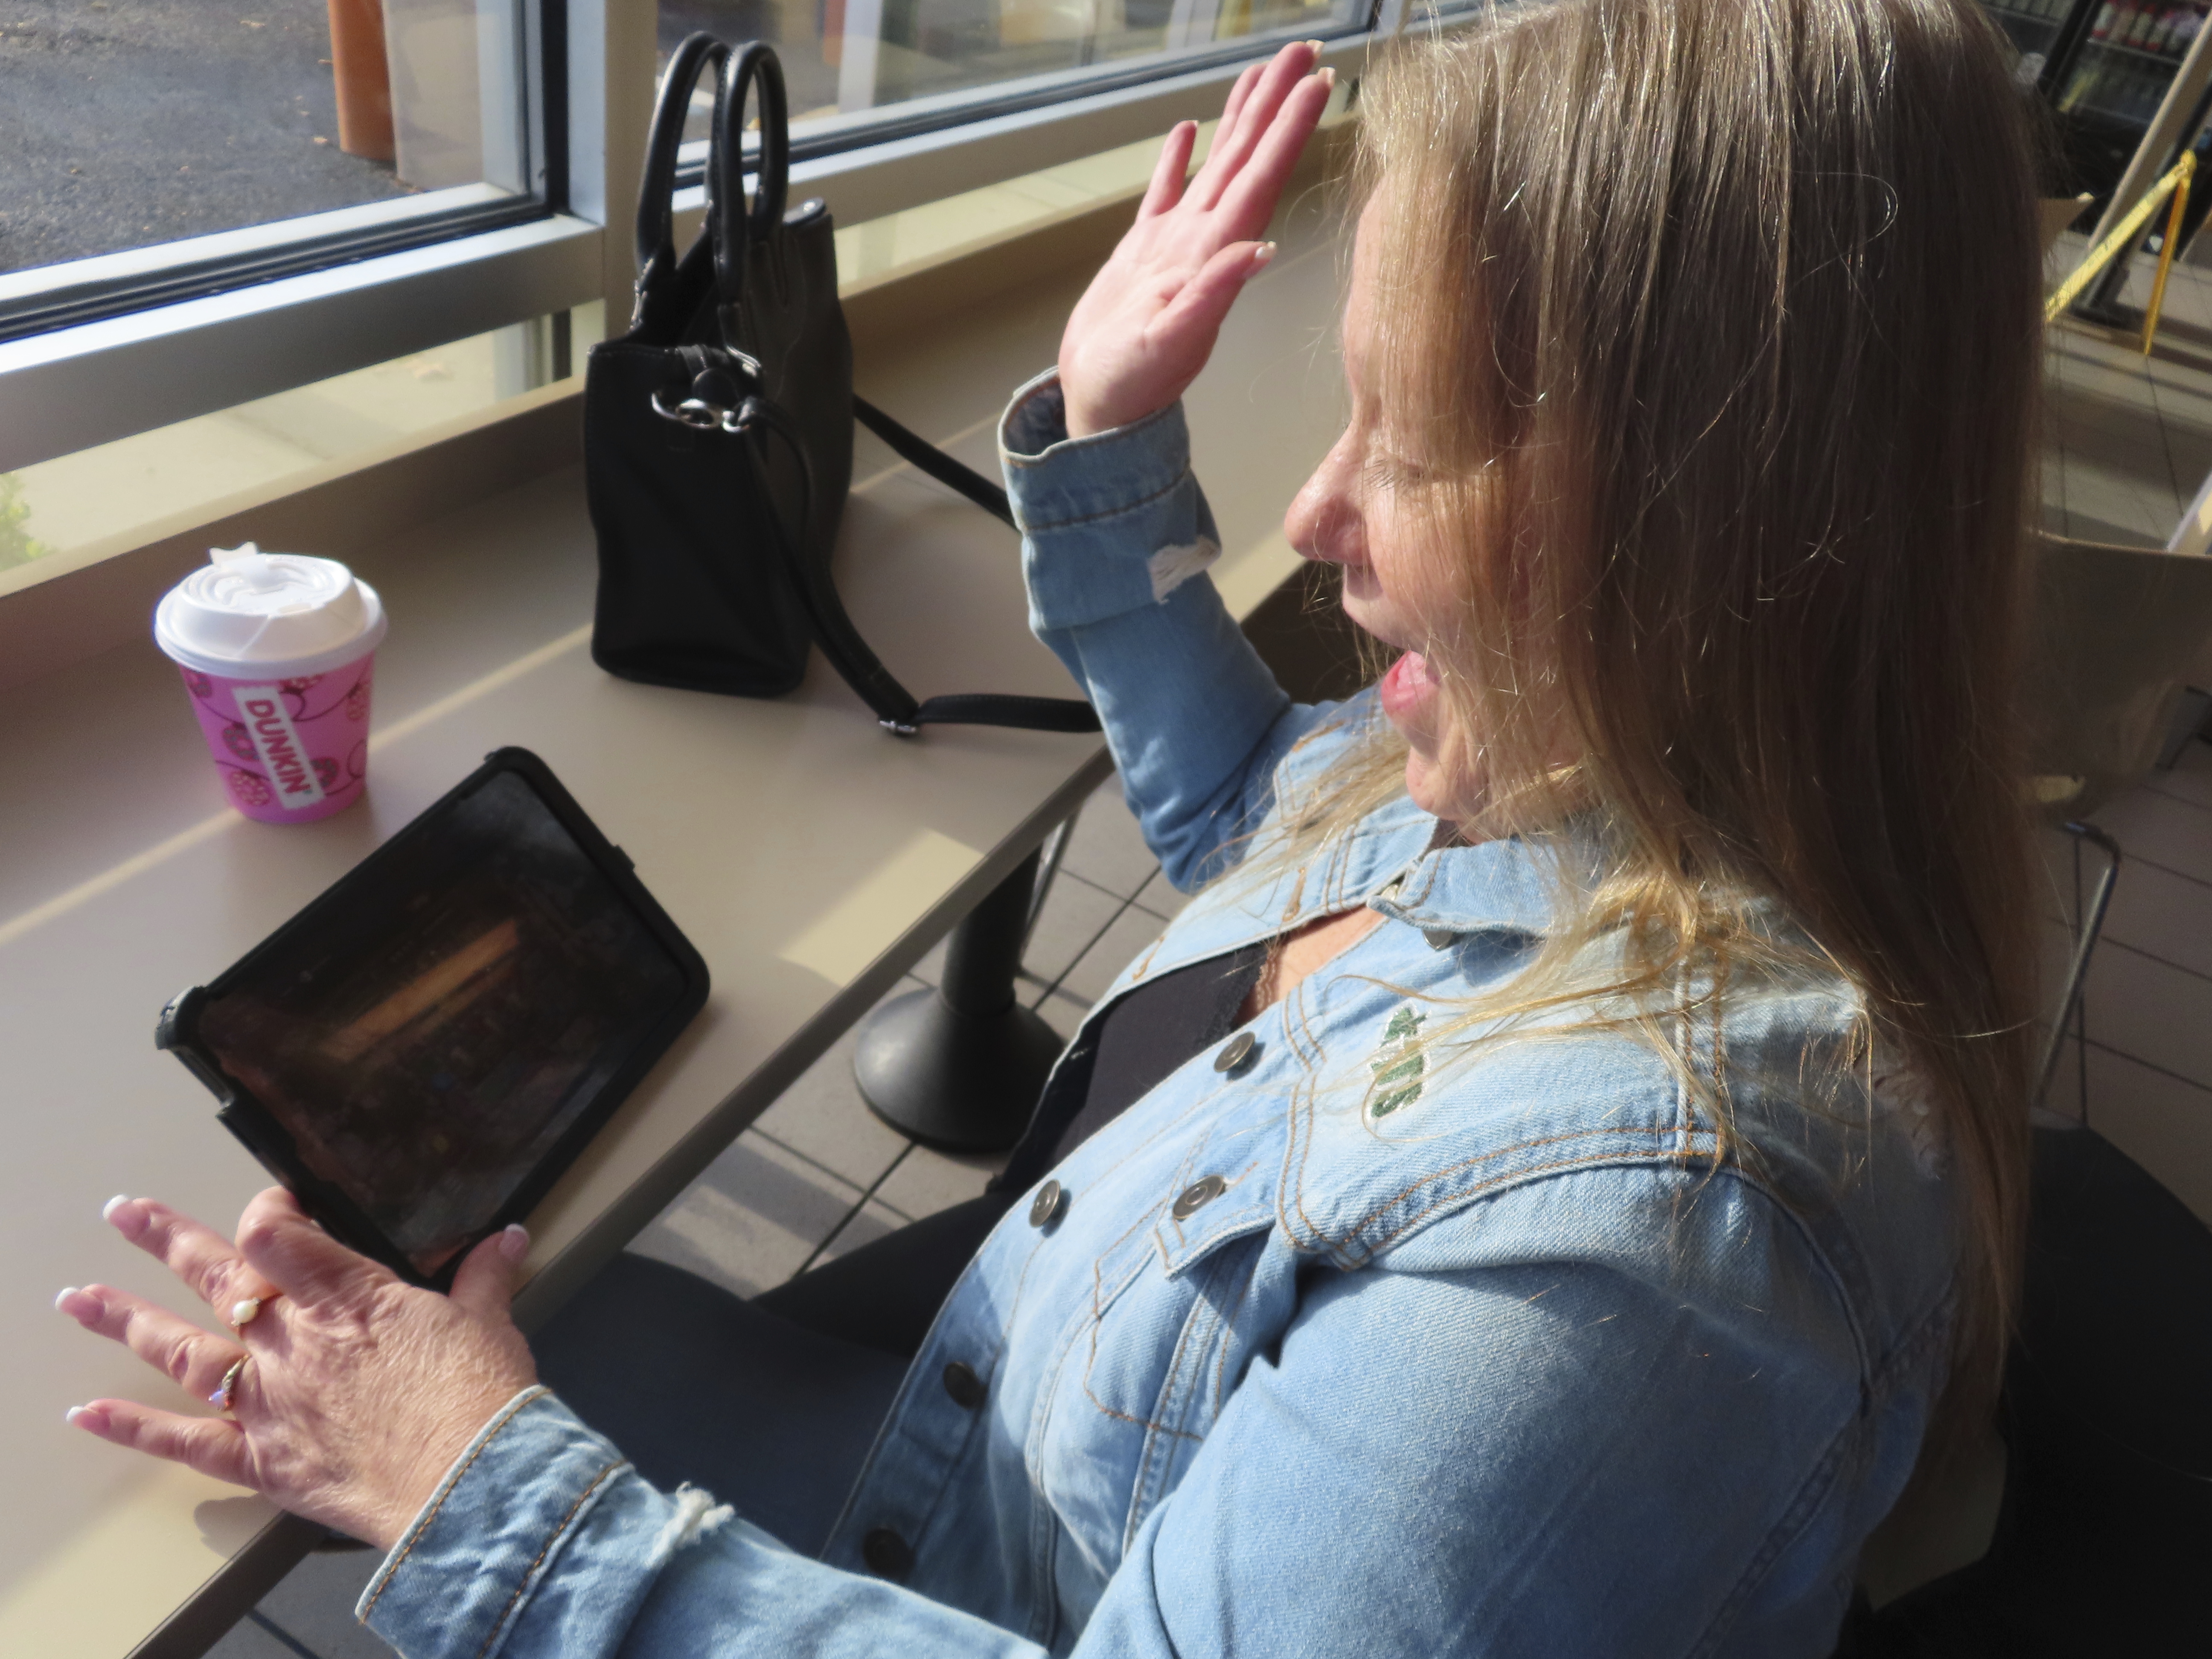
[1370,1004,1427,1118]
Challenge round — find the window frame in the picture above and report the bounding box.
[0,0,567,347]
[0,0,1430,480]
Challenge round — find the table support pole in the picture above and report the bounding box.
[854,846,1067,1152]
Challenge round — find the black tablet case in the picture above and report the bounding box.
[157,748,710,1288]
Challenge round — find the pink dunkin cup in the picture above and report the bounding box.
[154,542,387,824]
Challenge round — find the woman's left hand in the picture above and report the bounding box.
[56,1188,538,1553]
[1056,40,1333,438]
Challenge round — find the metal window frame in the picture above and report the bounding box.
[0,0,1435,478]
[784,25,1393,238]
[683,18,1373,176]
[0,0,563,349]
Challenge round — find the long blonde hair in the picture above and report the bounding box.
[1265,0,2042,1432]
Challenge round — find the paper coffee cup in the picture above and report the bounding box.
[154,543,387,824]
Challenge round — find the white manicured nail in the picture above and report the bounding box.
[65,1406,89,1426]
[54,1286,80,1313]
[500,1224,530,1262]
[101,1195,130,1221]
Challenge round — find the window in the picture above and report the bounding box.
[0,0,1435,599]
[0,0,558,340]
[663,0,1366,152]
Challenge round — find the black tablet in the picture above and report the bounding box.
[157,748,709,1287]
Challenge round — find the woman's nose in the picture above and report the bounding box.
[1286,437,1362,567]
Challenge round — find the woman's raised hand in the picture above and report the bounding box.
[56,1190,538,1553]
[1057,41,1333,439]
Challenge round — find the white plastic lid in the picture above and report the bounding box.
[154,542,387,678]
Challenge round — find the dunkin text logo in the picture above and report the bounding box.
[232,686,326,806]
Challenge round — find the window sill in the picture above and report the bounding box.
[0,118,1349,696]
[0,214,604,477]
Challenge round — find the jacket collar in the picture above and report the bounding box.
[1367,826,1591,940]
[1126,795,1594,990]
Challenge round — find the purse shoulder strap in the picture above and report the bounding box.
[737,396,1099,735]
[854,397,1015,527]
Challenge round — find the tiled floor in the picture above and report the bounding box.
[206,775,1183,1659]
[2046,742,2212,1225]
[2032,232,2212,1226]
[207,233,2212,1659]
[623,785,1182,1300]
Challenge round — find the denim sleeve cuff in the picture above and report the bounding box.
[998,367,1222,632]
[358,1387,657,1658]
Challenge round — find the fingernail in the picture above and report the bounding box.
[1305,38,1324,51]
[1254,242,1279,266]
[53,1286,85,1318]
[1320,67,1337,89]
[101,1195,131,1222]
[66,1405,108,1432]
[500,1223,530,1263]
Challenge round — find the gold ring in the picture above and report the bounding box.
[210,1356,249,1415]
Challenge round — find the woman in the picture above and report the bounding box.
[58,4,2043,1653]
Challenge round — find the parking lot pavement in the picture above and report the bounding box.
[0,0,414,276]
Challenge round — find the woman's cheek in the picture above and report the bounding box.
[1406,705,1493,823]
[1336,560,1386,619]
[1340,573,1431,654]
[1403,747,1455,816]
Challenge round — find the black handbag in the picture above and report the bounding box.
[582,35,1099,737]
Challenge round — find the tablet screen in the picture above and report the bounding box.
[196,770,690,1276]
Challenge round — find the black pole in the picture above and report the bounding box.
[941,847,1038,1019]
[853,848,1068,1153]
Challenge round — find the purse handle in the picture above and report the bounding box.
[708,43,789,335]
[633,35,789,326]
[633,34,727,311]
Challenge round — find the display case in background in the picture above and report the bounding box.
[1988,0,2094,84]
[1985,2,2212,309]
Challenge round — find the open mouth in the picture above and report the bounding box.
[1377,649,1437,732]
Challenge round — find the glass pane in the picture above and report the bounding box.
[0,0,534,277]
[2055,3,2209,122]
[0,303,602,598]
[1979,0,2078,84]
[661,0,1368,142]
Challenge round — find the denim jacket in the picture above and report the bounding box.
[362,369,1959,1659]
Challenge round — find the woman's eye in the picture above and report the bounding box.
[1364,455,1431,492]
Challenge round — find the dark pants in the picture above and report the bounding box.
[1834,1127,2212,1657]
[531,1193,1014,1556]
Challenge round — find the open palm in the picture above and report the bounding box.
[1059,42,1333,438]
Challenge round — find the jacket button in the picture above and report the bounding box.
[1213,1030,1258,1074]
[1172,1173,1227,1221]
[862,1527,914,1580]
[1423,927,1457,950]
[942,1360,988,1409]
[1029,1179,1067,1228]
